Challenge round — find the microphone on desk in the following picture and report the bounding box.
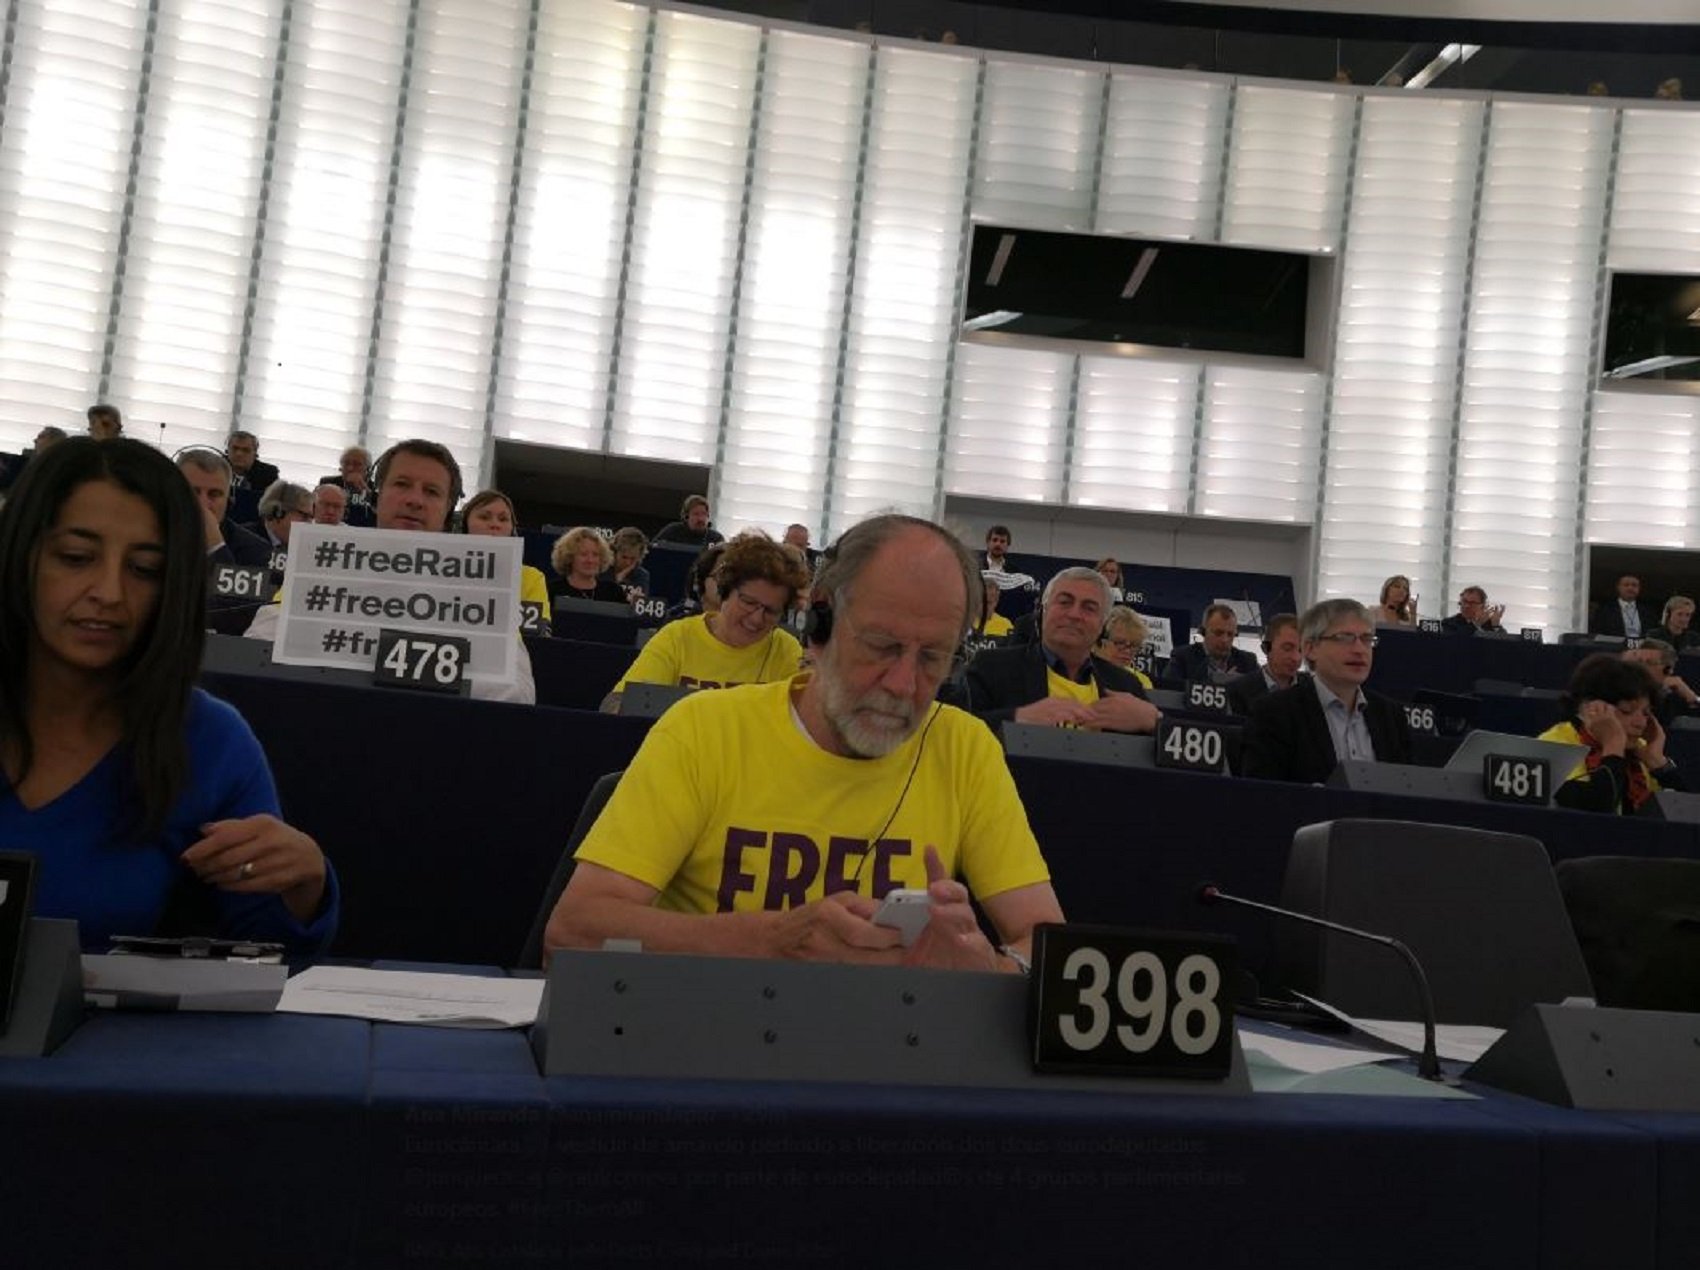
[1197,883,1443,1081]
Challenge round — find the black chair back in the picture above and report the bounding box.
[1275,818,1593,1026]
[1555,856,1700,1012]
[517,770,623,970]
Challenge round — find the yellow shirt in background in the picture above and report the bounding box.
[613,613,802,693]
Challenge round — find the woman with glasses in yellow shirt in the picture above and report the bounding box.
[603,534,810,712]
[1093,605,1154,689]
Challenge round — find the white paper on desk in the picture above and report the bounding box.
[278,966,543,1028]
[1235,1027,1403,1074]
[1295,994,1503,1064]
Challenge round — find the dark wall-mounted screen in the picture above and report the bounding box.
[961,225,1313,361]
[1602,272,1700,385]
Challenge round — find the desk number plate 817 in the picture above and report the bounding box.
[1030,924,1236,1081]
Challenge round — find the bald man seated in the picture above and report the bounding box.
[545,514,1063,973]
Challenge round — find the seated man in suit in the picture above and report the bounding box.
[176,447,272,570]
[1590,573,1659,640]
[545,514,1064,972]
[225,429,280,496]
[1161,603,1259,687]
[962,567,1159,734]
[1241,598,1413,783]
[1439,585,1505,634]
[1225,612,1303,715]
[1623,640,1700,728]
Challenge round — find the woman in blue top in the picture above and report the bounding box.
[0,437,336,952]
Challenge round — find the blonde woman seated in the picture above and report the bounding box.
[1648,594,1700,652]
[977,570,1014,638]
[1375,575,1417,626]
[1093,606,1154,689]
[1095,557,1127,603]
[602,534,809,711]
[551,526,627,604]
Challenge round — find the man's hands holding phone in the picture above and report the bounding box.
[769,845,1003,971]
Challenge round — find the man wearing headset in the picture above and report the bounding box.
[1225,612,1304,716]
[1161,603,1259,687]
[545,514,1062,971]
[243,439,535,705]
[251,481,314,554]
[961,566,1160,734]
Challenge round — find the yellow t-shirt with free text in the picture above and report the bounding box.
[613,613,803,694]
[520,564,552,622]
[576,674,1051,914]
[981,613,1014,638]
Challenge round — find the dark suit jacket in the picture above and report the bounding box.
[211,519,273,570]
[1240,680,1413,784]
[961,642,1148,729]
[1225,669,1307,717]
[232,459,281,493]
[1591,599,1660,639]
[1160,641,1259,686]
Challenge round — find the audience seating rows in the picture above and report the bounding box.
[202,664,1700,980]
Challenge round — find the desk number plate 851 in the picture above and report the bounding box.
[1030,924,1236,1081]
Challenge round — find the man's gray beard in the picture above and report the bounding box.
[816,649,920,759]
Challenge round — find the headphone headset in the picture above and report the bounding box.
[801,532,972,676]
[172,445,235,488]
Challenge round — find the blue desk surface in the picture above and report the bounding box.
[2,1007,1690,1270]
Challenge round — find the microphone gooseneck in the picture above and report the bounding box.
[1198,883,1443,1081]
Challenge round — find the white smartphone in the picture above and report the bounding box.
[871,888,931,947]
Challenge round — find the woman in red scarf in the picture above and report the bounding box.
[1540,654,1684,814]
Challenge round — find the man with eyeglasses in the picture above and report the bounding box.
[962,566,1160,734]
[1241,598,1413,783]
[550,514,1062,971]
[602,534,807,711]
[1441,586,1506,635]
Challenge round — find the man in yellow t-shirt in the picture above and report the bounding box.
[549,515,1063,972]
[602,534,807,710]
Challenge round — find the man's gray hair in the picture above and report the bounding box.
[814,513,981,635]
[1299,597,1372,645]
[1639,637,1678,672]
[1043,566,1113,613]
[259,480,312,520]
[175,446,231,482]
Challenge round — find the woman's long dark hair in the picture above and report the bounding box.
[0,437,208,835]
